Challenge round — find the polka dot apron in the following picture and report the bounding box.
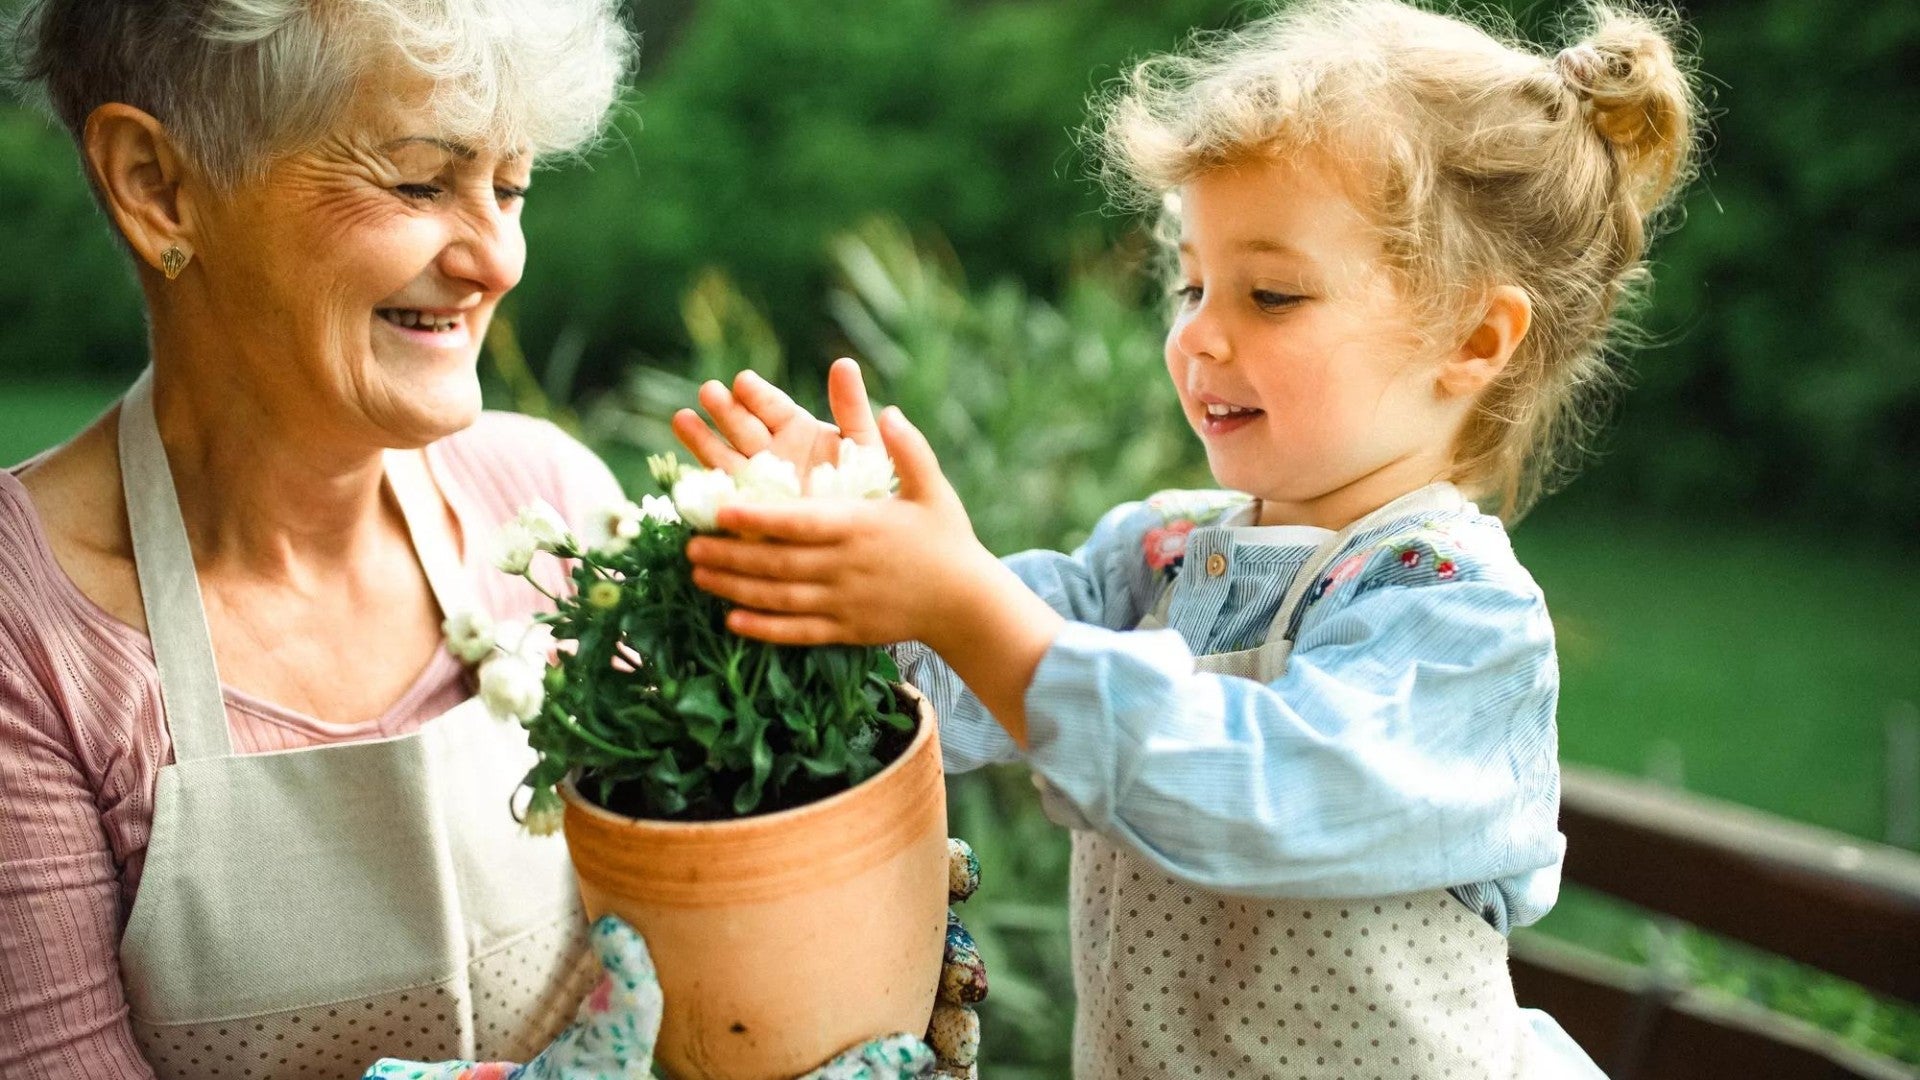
[1062,486,1537,1078]
[114,369,599,1078]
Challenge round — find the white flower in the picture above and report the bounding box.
[493,619,556,664]
[734,451,802,502]
[808,439,897,500]
[491,520,539,574]
[640,494,680,524]
[442,609,496,664]
[478,650,546,725]
[523,787,565,836]
[671,468,738,532]
[579,498,646,555]
[514,499,573,553]
[647,453,684,488]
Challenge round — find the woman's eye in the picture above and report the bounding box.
[396,183,443,201]
[495,184,529,204]
[1252,289,1302,312]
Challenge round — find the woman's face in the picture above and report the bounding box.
[1165,153,1455,525]
[187,71,531,447]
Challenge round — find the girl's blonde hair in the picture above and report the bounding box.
[1097,0,1703,519]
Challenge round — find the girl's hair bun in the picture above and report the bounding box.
[1555,5,1698,216]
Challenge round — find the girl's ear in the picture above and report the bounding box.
[1439,286,1531,399]
[83,103,199,279]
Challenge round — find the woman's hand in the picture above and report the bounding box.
[673,358,882,479]
[361,839,989,1079]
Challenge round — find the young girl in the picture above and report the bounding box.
[677,1,1699,1075]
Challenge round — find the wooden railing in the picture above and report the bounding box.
[1510,765,1920,1079]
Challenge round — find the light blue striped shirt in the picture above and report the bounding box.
[899,488,1566,934]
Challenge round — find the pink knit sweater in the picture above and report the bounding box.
[0,410,623,1077]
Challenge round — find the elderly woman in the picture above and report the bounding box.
[0,2,979,1078]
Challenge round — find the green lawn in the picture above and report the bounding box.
[1512,504,1920,1064]
[1515,503,1920,842]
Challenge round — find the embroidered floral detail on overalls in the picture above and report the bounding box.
[1359,529,1473,595]
[1302,524,1480,614]
[1140,492,1248,580]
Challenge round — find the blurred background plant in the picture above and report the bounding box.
[4,0,1916,1071]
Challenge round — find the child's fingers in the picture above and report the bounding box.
[731,370,814,435]
[827,358,882,447]
[878,406,949,502]
[686,536,839,582]
[723,609,851,647]
[714,501,859,544]
[671,409,748,472]
[698,379,774,458]
[690,567,835,615]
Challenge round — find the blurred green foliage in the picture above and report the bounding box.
[3,0,1916,1068]
[4,0,1914,529]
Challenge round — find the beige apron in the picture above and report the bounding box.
[114,369,599,1079]
[1065,484,1538,1078]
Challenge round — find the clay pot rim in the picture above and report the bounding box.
[558,681,933,833]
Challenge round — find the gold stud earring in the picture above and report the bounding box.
[161,245,189,280]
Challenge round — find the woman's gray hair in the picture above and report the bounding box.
[4,0,635,189]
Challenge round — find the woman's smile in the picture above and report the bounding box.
[373,306,476,350]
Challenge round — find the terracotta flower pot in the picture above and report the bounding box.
[559,685,949,1080]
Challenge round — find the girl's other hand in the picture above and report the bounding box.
[673,357,881,481]
[686,406,996,649]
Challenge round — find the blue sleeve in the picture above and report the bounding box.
[904,499,1163,773]
[1020,578,1565,900]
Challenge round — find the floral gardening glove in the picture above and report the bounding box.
[363,839,986,1080]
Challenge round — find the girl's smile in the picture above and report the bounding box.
[1196,394,1265,437]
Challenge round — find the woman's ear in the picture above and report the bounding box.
[1439,285,1532,399]
[82,103,197,278]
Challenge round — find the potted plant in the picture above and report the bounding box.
[452,447,950,1080]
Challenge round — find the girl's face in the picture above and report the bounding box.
[1167,154,1459,528]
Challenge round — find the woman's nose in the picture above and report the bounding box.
[439,203,526,296]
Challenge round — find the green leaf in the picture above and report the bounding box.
[813,646,853,688]
[646,751,685,792]
[677,676,730,722]
[765,649,795,699]
[798,724,849,778]
[732,738,775,815]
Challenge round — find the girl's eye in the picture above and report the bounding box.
[1172,284,1203,305]
[1252,289,1302,312]
[396,183,443,201]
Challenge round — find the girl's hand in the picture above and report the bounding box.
[687,407,1064,746]
[687,406,997,649]
[673,358,881,479]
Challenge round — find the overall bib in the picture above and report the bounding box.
[1067,484,1537,1078]
[114,370,599,1078]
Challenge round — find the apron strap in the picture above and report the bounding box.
[1268,481,1468,645]
[119,369,479,763]
[120,368,235,762]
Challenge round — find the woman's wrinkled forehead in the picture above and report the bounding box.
[330,65,532,165]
